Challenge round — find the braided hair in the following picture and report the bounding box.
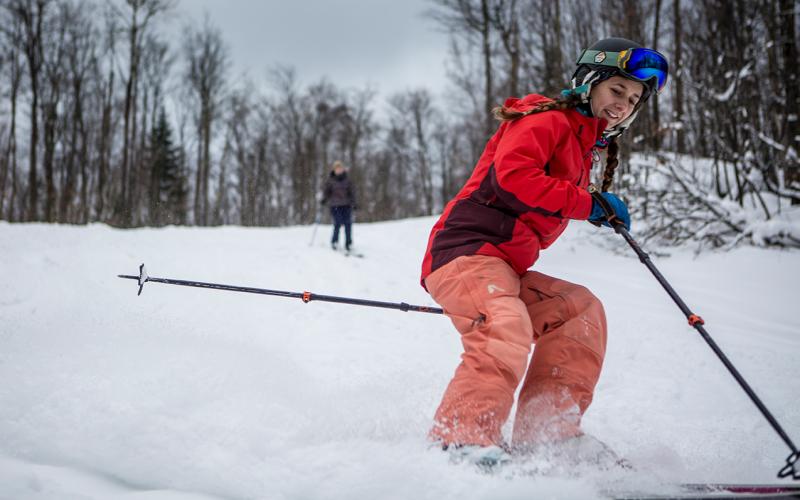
[601,139,619,192]
[491,93,621,191]
[492,91,583,121]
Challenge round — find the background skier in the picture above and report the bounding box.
[321,160,358,252]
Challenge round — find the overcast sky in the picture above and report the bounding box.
[176,0,451,101]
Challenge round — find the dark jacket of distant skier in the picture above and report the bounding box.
[321,161,357,251]
[322,170,357,209]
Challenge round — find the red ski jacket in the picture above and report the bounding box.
[421,94,607,288]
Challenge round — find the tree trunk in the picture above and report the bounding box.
[202,109,212,225]
[651,0,662,150]
[3,69,20,222]
[97,66,114,221]
[133,83,148,225]
[61,91,79,222]
[413,104,433,215]
[551,0,563,94]
[0,45,21,221]
[23,2,46,221]
[120,3,143,226]
[121,34,136,224]
[42,100,57,222]
[194,119,203,225]
[673,0,685,153]
[62,57,86,223]
[493,0,521,98]
[78,105,88,223]
[480,0,493,139]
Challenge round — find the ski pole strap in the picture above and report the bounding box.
[779,450,800,480]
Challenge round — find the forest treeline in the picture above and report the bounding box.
[0,0,797,248]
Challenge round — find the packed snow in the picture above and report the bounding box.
[1,217,798,499]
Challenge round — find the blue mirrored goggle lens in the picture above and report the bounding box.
[621,49,668,93]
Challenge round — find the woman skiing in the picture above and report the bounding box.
[420,38,669,464]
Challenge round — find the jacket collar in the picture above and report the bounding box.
[566,107,607,151]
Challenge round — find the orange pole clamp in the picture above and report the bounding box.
[302,291,312,303]
[688,314,704,326]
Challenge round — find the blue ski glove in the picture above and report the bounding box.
[589,192,631,231]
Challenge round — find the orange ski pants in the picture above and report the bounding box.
[424,255,607,449]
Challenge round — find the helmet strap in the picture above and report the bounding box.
[570,69,602,103]
[563,83,591,100]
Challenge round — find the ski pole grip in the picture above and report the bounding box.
[588,184,623,231]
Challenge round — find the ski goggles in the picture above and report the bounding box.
[577,48,669,94]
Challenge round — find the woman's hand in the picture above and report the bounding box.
[589,192,631,231]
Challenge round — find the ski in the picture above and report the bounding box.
[331,245,364,258]
[613,483,800,500]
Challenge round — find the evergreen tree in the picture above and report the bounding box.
[148,108,187,226]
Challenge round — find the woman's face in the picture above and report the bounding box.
[590,76,644,129]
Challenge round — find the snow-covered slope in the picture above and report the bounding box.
[1,219,798,499]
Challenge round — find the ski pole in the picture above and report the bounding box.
[588,185,799,480]
[309,210,321,246]
[118,264,444,315]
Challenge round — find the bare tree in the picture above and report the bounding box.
[539,0,565,96]
[135,33,171,224]
[183,15,229,226]
[0,10,24,221]
[268,66,312,224]
[490,0,520,98]
[7,0,49,221]
[672,0,685,153]
[430,0,495,139]
[59,1,96,223]
[40,1,67,222]
[112,0,173,226]
[225,85,257,226]
[382,124,412,217]
[650,0,663,150]
[389,89,437,215]
[95,10,118,221]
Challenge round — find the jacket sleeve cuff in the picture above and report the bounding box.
[569,189,594,220]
